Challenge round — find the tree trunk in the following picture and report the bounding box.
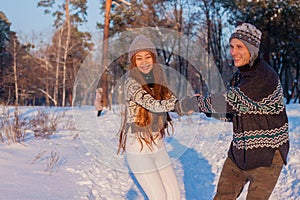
[101,0,112,109]
[54,29,63,106]
[45,60,50,106]
[62,0,71,107]
[13,38,18,106]
[292,61,299,103]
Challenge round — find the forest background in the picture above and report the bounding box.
[0,0,299,108]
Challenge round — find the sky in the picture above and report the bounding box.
[0,104,299,199]
[0,0,101,36]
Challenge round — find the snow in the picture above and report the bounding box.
[0,104,299,200]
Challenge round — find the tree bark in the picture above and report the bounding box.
[102,0,112,109]
[62,0,71,107]
[54,29,63,106]
[13,38,18,106]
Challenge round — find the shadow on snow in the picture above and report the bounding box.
[126,138,215,200]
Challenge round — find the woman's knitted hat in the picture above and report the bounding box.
[230,23,262,66]
[128,34,158,64]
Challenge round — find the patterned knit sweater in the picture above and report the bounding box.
[125,76,177,125]
[197,58,289,170]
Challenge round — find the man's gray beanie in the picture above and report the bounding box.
[230,23,262,67]
[128,34,158,64]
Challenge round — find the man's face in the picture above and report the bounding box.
[230,38,251,67]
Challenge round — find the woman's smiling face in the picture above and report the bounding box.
[134,51,154,74]
[230,38,251,67]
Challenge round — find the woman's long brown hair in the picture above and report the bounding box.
[117,51,174,154]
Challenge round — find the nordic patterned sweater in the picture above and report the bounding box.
[125,76,177,125]
[197,58,289,170]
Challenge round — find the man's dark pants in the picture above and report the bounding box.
[214,150,283,200]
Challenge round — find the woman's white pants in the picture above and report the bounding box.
[126,135,181,200]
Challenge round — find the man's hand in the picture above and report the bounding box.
[174,96,199,115]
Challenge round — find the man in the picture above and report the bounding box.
[179,22,289,199]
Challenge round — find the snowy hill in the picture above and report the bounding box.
[0,104,299,200]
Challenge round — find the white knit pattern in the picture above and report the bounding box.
[125,77,176,123]
[230,23,262,48]
[225,81,285,115]
[233,123,289,150]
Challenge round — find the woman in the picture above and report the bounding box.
[118,34,181,200]
[94,88,103,117]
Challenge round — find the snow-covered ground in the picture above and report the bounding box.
[0,104,299,200]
